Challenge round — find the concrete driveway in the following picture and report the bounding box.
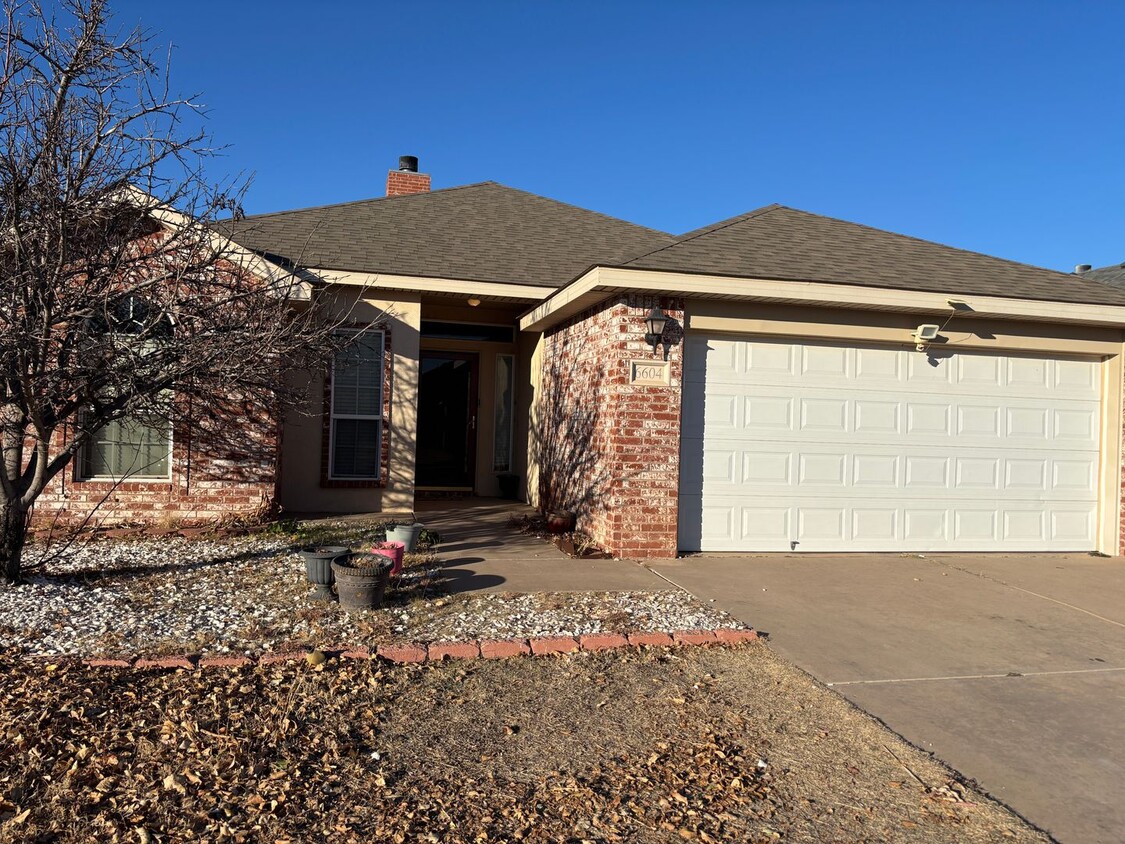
[650,553,1125,844]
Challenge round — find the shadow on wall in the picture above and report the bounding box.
[676,352,705,551]
[529,340,616,533]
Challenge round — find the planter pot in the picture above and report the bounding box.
[300,546,349,601]
[546,510,576,534]
[369,540,406,576]
[331,554,393,611]
[497,472,519,500]
[388,523,423,553]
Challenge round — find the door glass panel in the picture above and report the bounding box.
[493,355,514,472]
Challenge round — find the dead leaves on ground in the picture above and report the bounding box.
[0,649,1039,843]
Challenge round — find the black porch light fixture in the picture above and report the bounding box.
[643,305,668,357]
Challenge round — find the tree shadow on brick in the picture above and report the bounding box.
[530,330,617,540]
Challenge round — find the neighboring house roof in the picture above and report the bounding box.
[1086,262,1125,289]
[225,182,675,288]
[618,204,1125,307]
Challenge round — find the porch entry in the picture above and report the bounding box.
[416,351,478,489]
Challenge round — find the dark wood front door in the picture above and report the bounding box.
[416,351,478,488]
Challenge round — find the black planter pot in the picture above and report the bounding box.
[497,472,519,500]
[331,554,393,611]
[300,546,349,601]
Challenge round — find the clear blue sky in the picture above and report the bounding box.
[110,0,1124,272]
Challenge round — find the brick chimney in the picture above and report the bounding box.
[386,155,431,197]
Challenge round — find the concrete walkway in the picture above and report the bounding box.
[651,552,1125,844]
[415,498,671,593]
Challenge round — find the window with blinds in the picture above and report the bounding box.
[330,330,385,479]
[81,416,172,479]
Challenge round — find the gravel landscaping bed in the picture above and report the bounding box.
[0,532,741,658]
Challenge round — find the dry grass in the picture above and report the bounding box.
[0,644,1047,843]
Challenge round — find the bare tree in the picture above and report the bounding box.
[0,0,358,584]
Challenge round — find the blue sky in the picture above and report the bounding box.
[110,1,1123,272]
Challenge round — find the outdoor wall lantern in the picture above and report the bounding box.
[644,306,669,358]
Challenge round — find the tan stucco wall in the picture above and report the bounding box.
[279,289,420,515]
[685,298,1125,556]
[515,330,540,504]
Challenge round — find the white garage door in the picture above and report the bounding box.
[678,335,1103,552]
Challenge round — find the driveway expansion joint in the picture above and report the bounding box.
[827,665,1125,687]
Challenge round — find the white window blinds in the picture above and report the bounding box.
[330,331,385,479]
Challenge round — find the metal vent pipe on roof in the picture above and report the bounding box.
[1074,264,1092,273]
[399,155,419,173]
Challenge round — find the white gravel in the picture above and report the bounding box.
[0,537,743,658]
[409,591,739,642]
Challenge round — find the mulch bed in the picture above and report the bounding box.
[0,644,1047,843]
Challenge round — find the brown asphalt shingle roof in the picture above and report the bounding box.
[226,184,1125,309]
[620,204,1125,307]
[1087,262,1125,289]
[225,182,675,288]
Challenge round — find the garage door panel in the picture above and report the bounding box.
[679,336,1103,553]
[695,442,1097,501]
[691,500,1097,551]
[702,379,1097,448]
[702,339,1098,401]
[854,508,899,541]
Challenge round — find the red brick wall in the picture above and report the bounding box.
[536,294,684,559]
[33,405,278,529]
[385,170,431,197]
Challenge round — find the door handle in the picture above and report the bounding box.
[469,415,476,431]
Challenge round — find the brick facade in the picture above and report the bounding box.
[536,294,684,559]
[33,405,278,529]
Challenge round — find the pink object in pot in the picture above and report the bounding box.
[370,540,406,575]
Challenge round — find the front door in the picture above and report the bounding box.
[416,351,478,488]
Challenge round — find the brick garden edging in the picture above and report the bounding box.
[79,627,759,670]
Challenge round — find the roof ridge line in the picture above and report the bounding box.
[779,205,1079,280]
[620,203,785,266]
[234,181,500,221]
[482,182,675,238]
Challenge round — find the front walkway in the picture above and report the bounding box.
[414,498,672,594]
[651,552,1125,844]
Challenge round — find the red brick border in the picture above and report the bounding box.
[427,641,481,661]
[66,627,759,671]
[480,638,532,659]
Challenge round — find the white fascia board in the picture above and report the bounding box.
[519,267,605,331]
[520,266,1125,332]
[306,268,555,301]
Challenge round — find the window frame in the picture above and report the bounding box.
[327,328,386,481]
[78,412,174,482]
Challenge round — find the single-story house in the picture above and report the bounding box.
[38,157,1125,558]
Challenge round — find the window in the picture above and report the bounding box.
[493,354,514,472]
[81,415,171,480]
[420,321,515,343]
[79,295,174,481]
[330,331,385,479]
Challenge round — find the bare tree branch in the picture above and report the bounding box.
[0,0,374,583]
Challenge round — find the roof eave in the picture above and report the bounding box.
[518,266,1125,333]
[304,267,556,302]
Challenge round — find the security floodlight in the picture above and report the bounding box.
[912,324,940,351]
